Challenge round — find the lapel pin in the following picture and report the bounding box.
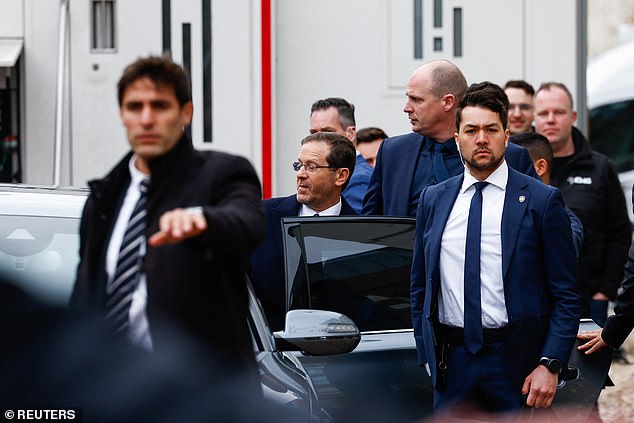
[519,195,526,203]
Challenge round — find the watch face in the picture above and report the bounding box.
[550,359,562,373]
[541,358,561,373]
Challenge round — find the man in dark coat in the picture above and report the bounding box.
[250,132,357,330]
[70,56,265,381]
[362,60,538,217]
[534,82,631,326]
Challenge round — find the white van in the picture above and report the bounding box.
[587,40,634,221]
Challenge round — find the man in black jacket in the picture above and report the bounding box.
[534,82,631,326]
[577,218,634,354]
[70,56,265,382]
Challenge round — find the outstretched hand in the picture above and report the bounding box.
[148,207,207,247]
[577,329,608,355]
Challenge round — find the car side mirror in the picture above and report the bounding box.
[273,309,360,356]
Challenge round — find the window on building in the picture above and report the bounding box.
[91,0,116,52]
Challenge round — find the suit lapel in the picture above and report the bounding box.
[271,195,301,218]
[427,177,462,284]
[501,169,529,279]
[397,133,425,215]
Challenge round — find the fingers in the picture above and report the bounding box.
[577,329,601,340]
[524,367,557,408]
[148,207,208,247]
[576,330,607,354]
[521,376,530,396]
[525,383,556,408]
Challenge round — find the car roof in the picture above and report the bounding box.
[0,184,87,218]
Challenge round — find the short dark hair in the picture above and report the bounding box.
[504,80,535,96]
[310,97,356,130]
[356,127,388,145]
[536,82,574,110]
[117,55,191,107]
[300,132,356,190]
[456,82,508,131]
[509,132,553,169]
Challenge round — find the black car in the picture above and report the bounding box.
[280,216,613,422]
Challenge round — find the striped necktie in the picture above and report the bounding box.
[105,179,149,336]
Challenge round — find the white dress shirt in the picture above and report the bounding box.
[299,198,343,216]
[438,161,509,329]
[105,156,152,350]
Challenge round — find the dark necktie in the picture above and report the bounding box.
[105,179,149,336]
[464,181,488,354]
[433,142,450,182]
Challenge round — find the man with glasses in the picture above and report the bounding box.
[249,132,357,330]
[504,80,535,135]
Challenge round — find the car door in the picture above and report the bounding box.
[282,217,433,422]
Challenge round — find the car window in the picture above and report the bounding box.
[283,218,415,332]
[0,214,80,305]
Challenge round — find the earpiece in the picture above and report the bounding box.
[456,141,469,172]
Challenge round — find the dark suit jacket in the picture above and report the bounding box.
[603,189,634,347]
[249,194,357,330]
[342,154,374,213]
[410,166,580,388]
[362,132,538,216]
[71,136,265,370]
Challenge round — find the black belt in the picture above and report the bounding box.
[436,323,508,345]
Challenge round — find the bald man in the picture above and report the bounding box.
[362,60,537,217]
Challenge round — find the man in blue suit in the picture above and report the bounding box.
[410,83,580,414]
[362,60,537,217]
[310,98,373,213]
[250,132,358,330]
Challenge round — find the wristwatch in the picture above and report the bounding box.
[539,357,562,374]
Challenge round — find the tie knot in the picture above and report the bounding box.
[139,179,149,194]
[433,142,445,152]
[474,181,488,192]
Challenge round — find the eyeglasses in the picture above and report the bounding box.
[509,103,533,112]
[292,161,338,173]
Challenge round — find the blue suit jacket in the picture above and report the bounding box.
[362,132,538,216]
[410,167,580,388]
[249,194,357,330]
[342,154,373,213]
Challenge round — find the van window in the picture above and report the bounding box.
[589,99,634,172]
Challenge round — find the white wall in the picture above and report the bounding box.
[19,0,580,191]
[274,0,410,197]
[272,0,579,197]
[23,0,61,184]
[0,0,23,37]
[22,0,260,186]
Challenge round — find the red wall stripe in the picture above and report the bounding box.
[261,0,273,199]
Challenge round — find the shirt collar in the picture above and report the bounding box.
[461,160,508,193]
[128,155,150,187]
[299,198,342,216]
